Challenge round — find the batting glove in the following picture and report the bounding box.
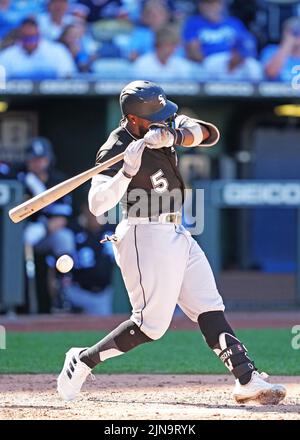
[144,127,175,149]
[122,138,146,178]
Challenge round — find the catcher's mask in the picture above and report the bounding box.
[120,80,178,122]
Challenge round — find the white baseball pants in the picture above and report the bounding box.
[113,219,224,340]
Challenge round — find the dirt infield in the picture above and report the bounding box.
[1,313,299,420]
[1,374,300,420]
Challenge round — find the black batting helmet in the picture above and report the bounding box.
[120,80,178,122]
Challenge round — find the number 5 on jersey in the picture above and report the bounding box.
[150,169,169,193]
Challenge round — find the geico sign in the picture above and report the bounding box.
[223,183,300,206]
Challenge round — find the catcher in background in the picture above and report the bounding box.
[57,80,286,405]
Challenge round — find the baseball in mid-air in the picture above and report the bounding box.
[56,254,74,273]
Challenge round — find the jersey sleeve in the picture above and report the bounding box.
[95,130,128,177]
[96,147,124,178]
[176,114,220,147]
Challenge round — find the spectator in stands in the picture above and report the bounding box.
[124,0,172,61]
[183,0,257,64]
[70,3,98,56]
[18,137,75,260]
[262,17,300,82]
[202,34,262,81]
[58,23,97,72]
[133,25,196,81]
[64,203,114,315]
[39,0,74,41]
[0,17,76,79]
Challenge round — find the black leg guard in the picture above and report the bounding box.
[198,311,256,385]
[80,320,153,368]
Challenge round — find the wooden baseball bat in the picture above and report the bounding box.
[9,152,125,223]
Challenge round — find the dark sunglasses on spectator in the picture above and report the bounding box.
[21,35,40,44]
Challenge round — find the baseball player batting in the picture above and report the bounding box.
[57,80,286,405]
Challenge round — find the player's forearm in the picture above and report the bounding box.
[175,115,219,148]
[88,169,131,216]
[179,125,210,147]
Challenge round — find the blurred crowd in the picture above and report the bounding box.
[0,0,300,82]
[0,137,116,315]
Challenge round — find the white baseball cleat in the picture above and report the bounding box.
[57,347,92,401]
[233,371,286,405]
